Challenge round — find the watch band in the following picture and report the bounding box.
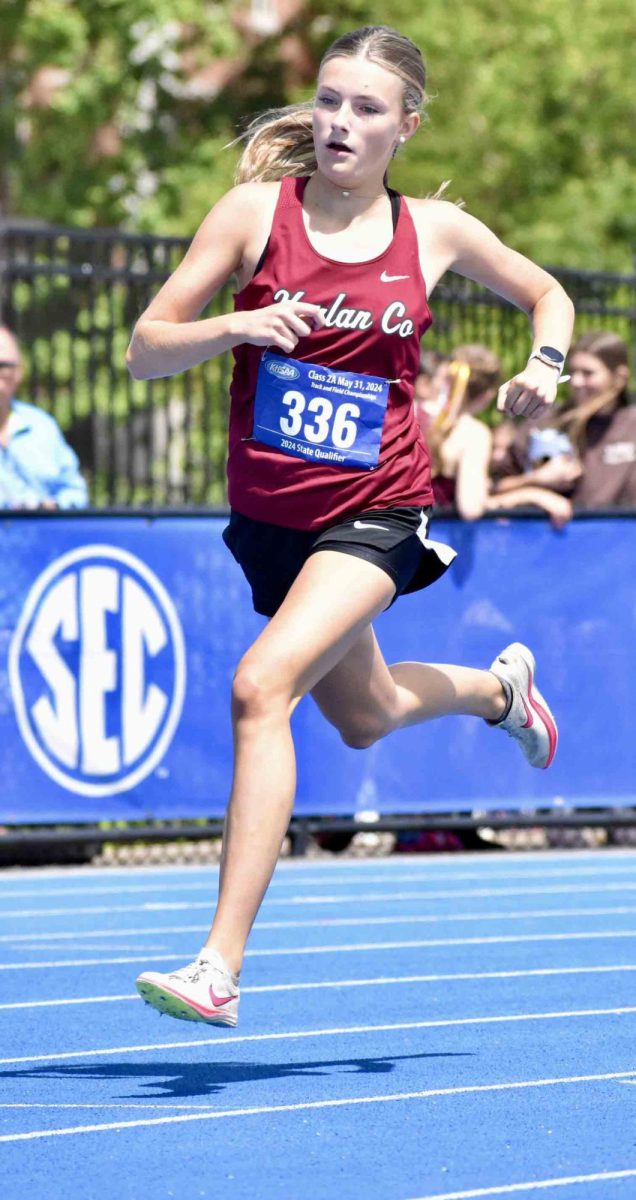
[529,352,564,372]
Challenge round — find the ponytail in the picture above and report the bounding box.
[233,103,316,184]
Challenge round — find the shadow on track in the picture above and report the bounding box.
[0,1051,473,1099]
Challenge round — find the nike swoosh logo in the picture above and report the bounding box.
[209,987,235,1007]
[380,271,409,282]
[353,520,390,531]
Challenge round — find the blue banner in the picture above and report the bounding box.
[1,514,634,823]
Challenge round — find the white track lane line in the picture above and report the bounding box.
[4,904,636,944]
[3,927,636,971]
[3,944,171,955]
[4,863,636,900]
[2,1005,636,1067]
[2,963,636,1011]
[7,882,636,920]
[6,943,170,952]
[408,1168,636,1198]
[1,1069,635,1143]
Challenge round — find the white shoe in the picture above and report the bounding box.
[136,950,239,1027]
[489,642,558,769]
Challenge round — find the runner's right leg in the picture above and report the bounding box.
[136,549,399,1024]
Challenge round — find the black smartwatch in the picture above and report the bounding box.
[529,345,566,371]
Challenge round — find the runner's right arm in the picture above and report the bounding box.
[126,184,323,380]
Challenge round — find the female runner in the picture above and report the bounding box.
[129,25,574,1028]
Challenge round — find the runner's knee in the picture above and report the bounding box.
[232,659,289,720]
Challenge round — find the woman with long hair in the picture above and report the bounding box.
[492,331,633,510]
[128,25,574,1027]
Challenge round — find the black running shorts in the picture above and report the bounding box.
[222,506,456,618]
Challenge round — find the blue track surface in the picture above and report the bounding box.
[1,850,636,1199]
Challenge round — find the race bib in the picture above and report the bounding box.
[253,352,390,470]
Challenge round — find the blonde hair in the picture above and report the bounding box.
[234,102,316,185]
[451,344,502,401]
[234,25,430,185]
[423,346,501,476]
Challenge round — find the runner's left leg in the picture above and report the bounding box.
[310,623,506,748]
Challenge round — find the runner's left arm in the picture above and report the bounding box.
[421,203,575,420]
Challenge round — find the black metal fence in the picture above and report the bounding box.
[1,220,635,506]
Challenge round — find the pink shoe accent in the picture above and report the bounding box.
[521,697,534,729]
[209,987,235,1008]
[527,668,558,769]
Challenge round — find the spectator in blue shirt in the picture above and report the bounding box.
[0,326,88,509]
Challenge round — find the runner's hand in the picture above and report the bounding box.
[497,359,563,420]
[236,301,325,353]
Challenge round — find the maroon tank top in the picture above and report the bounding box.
[227,176,434,530]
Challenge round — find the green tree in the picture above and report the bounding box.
[0,0,242,230]
[2,0,635,267]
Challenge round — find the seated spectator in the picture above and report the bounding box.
[491,331,634,513]
[415,343,500,520]
[562,331,633,506]
[0,325,88,509]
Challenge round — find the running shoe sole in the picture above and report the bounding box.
[136,978,238,1026]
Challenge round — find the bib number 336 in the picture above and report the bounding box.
[253,352,390,470]
[281,391,358,448]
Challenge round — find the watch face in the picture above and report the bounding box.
[539,345,565,364]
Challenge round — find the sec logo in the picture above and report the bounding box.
[9,545,186,797]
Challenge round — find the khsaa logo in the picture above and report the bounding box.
[9,545,186,797]
[265,359,300,381]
